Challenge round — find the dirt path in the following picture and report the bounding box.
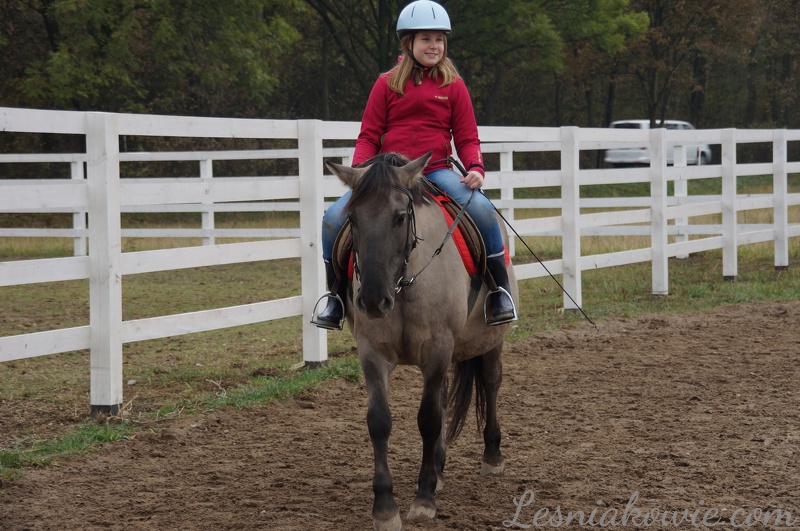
[2,301,799,530]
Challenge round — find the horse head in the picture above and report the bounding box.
[325,152,431,319]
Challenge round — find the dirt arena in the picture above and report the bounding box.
[1,301,799,530]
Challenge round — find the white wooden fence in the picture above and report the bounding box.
[1,107,799,414]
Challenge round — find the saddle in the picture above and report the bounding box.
[331,178,487,286]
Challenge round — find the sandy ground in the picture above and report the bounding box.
[1,301,799,530]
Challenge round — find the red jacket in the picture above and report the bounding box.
[353,71,485,176]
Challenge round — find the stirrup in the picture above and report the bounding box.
[483,286,518,326]
[310,292,345,330]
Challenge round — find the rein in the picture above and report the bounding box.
[393,183,475,293]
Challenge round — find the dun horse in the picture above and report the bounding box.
[325,152,519,531]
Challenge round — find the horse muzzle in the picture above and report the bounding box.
[355,290,395,319]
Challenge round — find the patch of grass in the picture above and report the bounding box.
[0,421,133,481]
[0,357,363,483]
[205,356,362,409]
[507,246,800,336]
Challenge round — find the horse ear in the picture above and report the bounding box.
[399,152,432,188]
[325,160,364,189]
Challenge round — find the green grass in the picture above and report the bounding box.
[205,356,362,409]
[0,421,134,480]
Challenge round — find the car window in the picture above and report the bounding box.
[612,123,644,129]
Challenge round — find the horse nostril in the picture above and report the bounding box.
[381,298,394,314]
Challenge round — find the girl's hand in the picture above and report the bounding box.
[461,170,484,190]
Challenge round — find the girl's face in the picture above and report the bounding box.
[411,31,446,68]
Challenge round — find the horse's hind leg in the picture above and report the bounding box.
[361,354,401,531]
[480,344,506,476]
[407,362,448,521]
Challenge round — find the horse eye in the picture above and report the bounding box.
[395,213,406,227]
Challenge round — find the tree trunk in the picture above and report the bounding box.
[604,74,617,127]
[554,75,564,126]
[689,56,707,127]
[321,36,330,121]
[745,47,758,127]
[483,62,504,125]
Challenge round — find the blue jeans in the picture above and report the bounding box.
[321,168,504,261]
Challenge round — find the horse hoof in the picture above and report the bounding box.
[480,457,505,476]
[406,498,437,521]
[374,512,402,531]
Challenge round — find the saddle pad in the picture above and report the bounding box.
[424,190,480,276]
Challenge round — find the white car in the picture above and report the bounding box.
[604,119,712,167]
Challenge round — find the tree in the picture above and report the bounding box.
[445,0,564,125]
[750,0,800,127]
[1,0,301,116]
[619,0,758,127]
[546,0,649,127]
[301,0,405,100]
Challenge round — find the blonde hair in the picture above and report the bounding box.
[387,33,460,95]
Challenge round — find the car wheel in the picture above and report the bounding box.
[698,152,709,165]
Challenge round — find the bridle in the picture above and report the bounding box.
[393,185,422,293]
[352,182,474,294]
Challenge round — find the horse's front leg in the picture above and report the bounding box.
[434,376,447,492]
[407,360,448,521]
[361,354,401,531]
[480,344,505,476]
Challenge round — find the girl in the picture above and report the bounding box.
[313,0,517,329]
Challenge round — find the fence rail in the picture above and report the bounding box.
[2,107,799,414]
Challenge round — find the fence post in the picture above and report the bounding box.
[651,128,669,295]
[71,160,88,256]
[199,159,215,246]
[560,126,581,309]
[86,112,123,417]
[499,149,515,256]
[673,141,689,259]
[721,129,738,281]
[773,129,789,270]
[298,119,328,366]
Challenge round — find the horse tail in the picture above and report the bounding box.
[446,356,486,445]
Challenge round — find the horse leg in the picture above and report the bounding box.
[479,344,506,476]
[361,355,401,531]
[407,365,447,521]
[434,376,447,493]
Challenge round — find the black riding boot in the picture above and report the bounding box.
[311,260,346,330]
[485,255,518,326]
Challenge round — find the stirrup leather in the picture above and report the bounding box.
[483,286,518,326]
[310,292,345,331]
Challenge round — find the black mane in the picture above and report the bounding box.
[347,153,427,214]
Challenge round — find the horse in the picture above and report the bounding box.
[325,152,519,531]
